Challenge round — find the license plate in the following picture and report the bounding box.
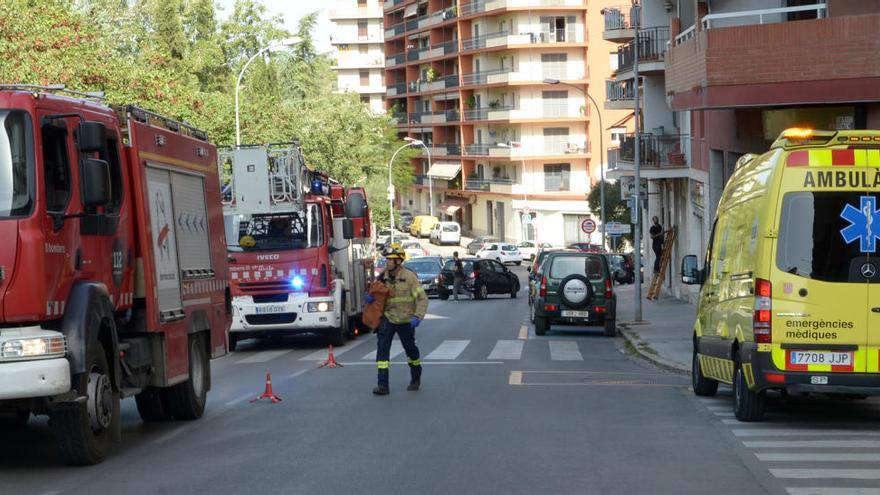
[561,310,589,318]
[789,351,852,366]
[255,305,286,315]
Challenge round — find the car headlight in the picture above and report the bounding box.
[1,336,67,360]
[307,302,333,313]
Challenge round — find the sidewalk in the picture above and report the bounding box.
[615,283,695,373]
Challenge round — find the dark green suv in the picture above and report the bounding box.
[530,252,616,337]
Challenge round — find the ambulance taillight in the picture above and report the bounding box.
[753,278,772,343]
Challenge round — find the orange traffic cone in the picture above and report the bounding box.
[250,371,282,403]
[318,345,343,368]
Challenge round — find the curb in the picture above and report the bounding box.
[618,325,690,375]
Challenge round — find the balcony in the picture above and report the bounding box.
[386,52,405,67]
[425,143,462,157]
[603,6,634,42]
[334,56,384,69]
[465,177,515,192]
[384,22,405,38]
[460,0,585,16]
[406,110,461,124]
[461,31,540,51]
[665,5,879,111]
[405,7,457,32]
[406,40,458,62]
[615,26,669,77]
[330,33,384,45]
[410,74,460,93]
[386,82,406,96]
[608,134,690,178]
[605,78,637,110]
[465,140,590,157]
[329,6,383,19]
[384,0,404,10]
[464,67,586,86]
[389,112,406,124]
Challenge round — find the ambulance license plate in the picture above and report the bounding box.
[789,351,852,366]
[255,305,286,315]
[561,310,589,318]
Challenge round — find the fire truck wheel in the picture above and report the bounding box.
[51,341,120,466]
[0,407,30,428]
[328,314,348,347]
[164,333,209,420]
[134,388,169,422]
[229,333,239,352]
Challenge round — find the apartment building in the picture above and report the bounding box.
[331,0,387,113]
[605,0,880,302]
[384,0,630,246]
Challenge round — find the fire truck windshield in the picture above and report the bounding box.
[0,111,33,218]
[227,204,324,252]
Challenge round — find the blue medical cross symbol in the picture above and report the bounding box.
[841,195,880,253]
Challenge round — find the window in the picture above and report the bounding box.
[541,53,567,79]
[360,70,370,85]
[358,44,368,54]
[357,21,368,38]
[99,136,124,213]
[543,127,569,154]
[360,95,370,104]
[42,123,71,212]
[544,163,570,192]
[228,207,324,252]
[357,0,367,6]
[0,111,33,218]
[542,90,567,118]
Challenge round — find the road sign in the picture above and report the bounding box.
[581,218,597,234]
[605,222,631,237]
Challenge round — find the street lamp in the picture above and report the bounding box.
[387,141,419,244]
[543,77,606,252]
[404,137,433,217]
[235,37,301,147]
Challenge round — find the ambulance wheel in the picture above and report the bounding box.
[135,388,169,422]
[51,341,120,466]
[164,333,209,421]
[733,352,765,422]
[534,317,548,336]
[691,351,718,397]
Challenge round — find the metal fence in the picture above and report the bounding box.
[603,6,630,30]
[617,26,670,72]
[618,133,689,167]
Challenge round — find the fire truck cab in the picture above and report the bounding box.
[0,86,229,465]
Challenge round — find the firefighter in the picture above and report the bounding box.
[367,243,428,395]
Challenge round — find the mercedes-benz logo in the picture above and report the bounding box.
[861,262,877,278]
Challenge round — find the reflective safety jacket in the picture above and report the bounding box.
[380,267,428,324]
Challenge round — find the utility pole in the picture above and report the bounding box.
[631,0,644,321]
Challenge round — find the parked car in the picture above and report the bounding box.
[376,228,407,250]
[568,242,604,253]
[410,215,439,238]
[528,248,568,306]
[466,235,498,255]
[437,258,520,300]
[400,240,428,259]
[530,251,616,337]
[399,211,414,229]
[403,256,444,297]
[430,221,461,245]
[607,253,635,284]
[518,241,553,262]
[476,242,523,265]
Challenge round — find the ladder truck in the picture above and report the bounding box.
[0,85,230,465]
[220,142,373,349]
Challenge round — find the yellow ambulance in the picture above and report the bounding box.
[681,128,880,422]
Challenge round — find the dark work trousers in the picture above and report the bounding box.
[653,243,663,273]
[376,320,421,387]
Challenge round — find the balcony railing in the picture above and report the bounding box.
[386,82,406,96]
[386,53,405,66]
[407,40,458,61]
[616,133,689,168]
[384,0,404,9]
[462,30,509,50]
[465,144,490,156]
[385,22,405,38]
[604,6,630,30]
[426,144,462,156]
[389,112,406,124]
[465,140,590,156]
[463,105,517,121]
[465,177,515,191]
[617,26,669,73]
[410,74,460,93]
[606,78,635,101]
[462,67,513,86]
[701,3,826,30]
[461,0,583,15]
[406,110,461,124]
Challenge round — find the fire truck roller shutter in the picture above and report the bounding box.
[170,172,212,276]
[59,282,120,391]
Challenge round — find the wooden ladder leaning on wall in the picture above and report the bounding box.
[647,226,677,301]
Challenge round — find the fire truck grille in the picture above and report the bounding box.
[244,313,298,325]
[252,293,289,304]
[238,281,291,293]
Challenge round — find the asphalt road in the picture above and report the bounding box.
[3,262,880,495]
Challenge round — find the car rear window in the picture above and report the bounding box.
[777,191,878,283]
[549,255,604,280]
[442,224,458,232]
[443,260,473,272]
[501,245,517,251]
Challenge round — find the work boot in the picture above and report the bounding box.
[407,380,420,391]
[372,385,389,395]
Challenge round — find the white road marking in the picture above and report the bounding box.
[744,440,880,448]
[549,341,583,361]
[299,338,369,361]
[509,371,523,385]
[225,392,256,406]
[787,488,880,495]
[518,325,528,340]
[772,469,880,480]
[721,419,740,425]
[713,411,735,417]
[706,405,728,411]
[425,340,470,360]
[758,453,880,462]
[362,340,404,360]
[286,369,310,380]
[423,313,448,320]
[488,340,524,360]
[734,429,880,437]
[235,350,291,364]
[339,361,502,366]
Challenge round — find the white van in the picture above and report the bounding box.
[430,221,461,245]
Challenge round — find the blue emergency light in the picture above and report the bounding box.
[311,179,324,194]
[291,276,305,290]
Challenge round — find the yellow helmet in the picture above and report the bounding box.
[382,243,406,260]
[239,235,256,248]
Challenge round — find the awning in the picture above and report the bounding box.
[426,162,462,180]
[404,4,418,17]
[607,112,634,130]
[437,196,469,216]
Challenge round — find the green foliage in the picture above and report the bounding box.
[0,0,409,189]
[587,180,633,247]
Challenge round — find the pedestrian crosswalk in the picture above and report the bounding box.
[696,394,880,495]
[236,338,602,365]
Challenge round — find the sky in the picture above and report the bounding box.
[215,0,334,53]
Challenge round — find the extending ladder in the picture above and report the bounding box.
[647,226,677,300]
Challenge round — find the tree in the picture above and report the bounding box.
[587,180,632,248]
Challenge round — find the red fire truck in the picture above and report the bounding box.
[220,143,372,349]
[0,85,230,465]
